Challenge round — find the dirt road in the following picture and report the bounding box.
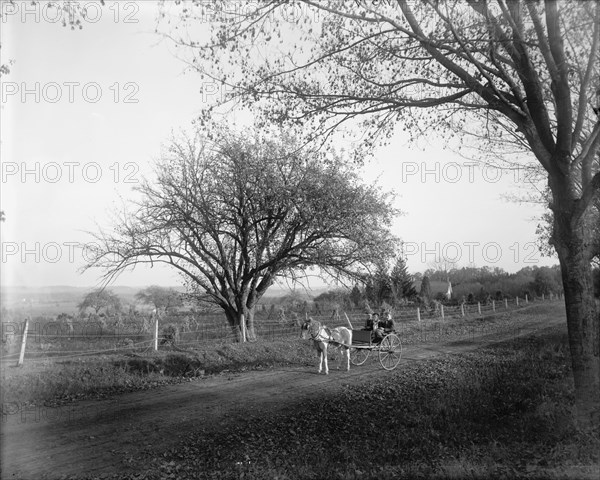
[1,305,565,480]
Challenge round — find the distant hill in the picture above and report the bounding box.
[0,285,177,313]
[0,284,334,313]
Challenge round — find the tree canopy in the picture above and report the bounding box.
[85,127,399,339]
[158,0,599,425]
[78,289,121,316]
[135,286,183,313]
[160,1,598,171]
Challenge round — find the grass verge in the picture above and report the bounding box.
[0,303,562,407]
[1,341,315,406]
[128,327,596,479]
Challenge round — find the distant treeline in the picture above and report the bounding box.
[261,264,599,315]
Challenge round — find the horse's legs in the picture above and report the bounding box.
[335,347,344,371]
[316,342,328,374]
[333,345,350,371]
[345,347,350,371]
[317,346,322,374]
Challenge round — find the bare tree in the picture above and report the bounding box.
[427,257,459,277]
[158,0,600,424]
[85,127,398,340]
[78,289,121,316]
[1,1,104,77]
[135,286,183,314]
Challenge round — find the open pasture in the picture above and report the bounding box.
[1,302,598,480]
[2,300,561,407]
[2,294,544,362]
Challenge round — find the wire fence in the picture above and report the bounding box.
[1,294,560,365]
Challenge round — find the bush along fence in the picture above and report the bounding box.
[1,294,562,365]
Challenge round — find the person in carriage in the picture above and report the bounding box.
[361,310,392,343]
[362,311,379,341]
[379,310,395,335]
[365,310,396,343]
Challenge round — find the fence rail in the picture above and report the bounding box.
[1,295,560,365]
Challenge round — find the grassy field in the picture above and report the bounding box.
[152,327,599,479]
[0,340,315,406]
[2,293,543,362]
[44,321,599,480]
[3,303,599,479]
[2,304,543,406]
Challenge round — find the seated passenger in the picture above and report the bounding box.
[370,313,385,342]
[379,311,395,334]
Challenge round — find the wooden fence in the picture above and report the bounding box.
[1,294,560,365]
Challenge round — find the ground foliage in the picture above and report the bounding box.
[0,305,554,407]
[1,341,315,406]
[64,327,598,480]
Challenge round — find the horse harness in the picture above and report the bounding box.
[303,320,348,347]
[306,321,332,343]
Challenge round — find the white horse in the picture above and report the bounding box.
[300,318,353,374]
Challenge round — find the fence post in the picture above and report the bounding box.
[240,314,246,343]
[344,313,354,330]
[17,318,29,367]
[461,303,465,317]
[542,293,545,301]
[516,296,519,306]
[417,307,421,322]
[477,302,481,316]
[154,313,159,351]
[505,298,508,309]
[492,300,496,312]
[441,304,444,320]
[525,294,529,303]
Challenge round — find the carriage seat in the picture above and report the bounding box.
[352,328,395,345]
[352,329,374,345]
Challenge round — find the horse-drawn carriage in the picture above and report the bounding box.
[348,328,403,370]
[301,318,403,374]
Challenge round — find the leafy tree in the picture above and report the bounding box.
[374,262,395,305]
[279,291,309,312]
[364,278,377,306]
[161,0,600,422]
[390,256,417,300]
[78,289,121,316]
[419,276,432,304]
[531,266,562,297]
[349,284,363,309]
[135,286,183,314]
[477,286,490,303]
[85,127,398,340]
[426,257,458,281]
[313,290,351,311]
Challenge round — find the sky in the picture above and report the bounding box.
[0,1,558,289]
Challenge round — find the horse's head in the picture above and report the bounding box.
[300,320,310,339]
[300,318,317,340]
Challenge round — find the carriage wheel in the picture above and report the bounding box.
[350,347,370,366]
[378,333,402,370]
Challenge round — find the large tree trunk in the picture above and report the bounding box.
[243,305,257,342]
[223,306,258,342]
[223,306,243,342]
[552,200,600,427]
